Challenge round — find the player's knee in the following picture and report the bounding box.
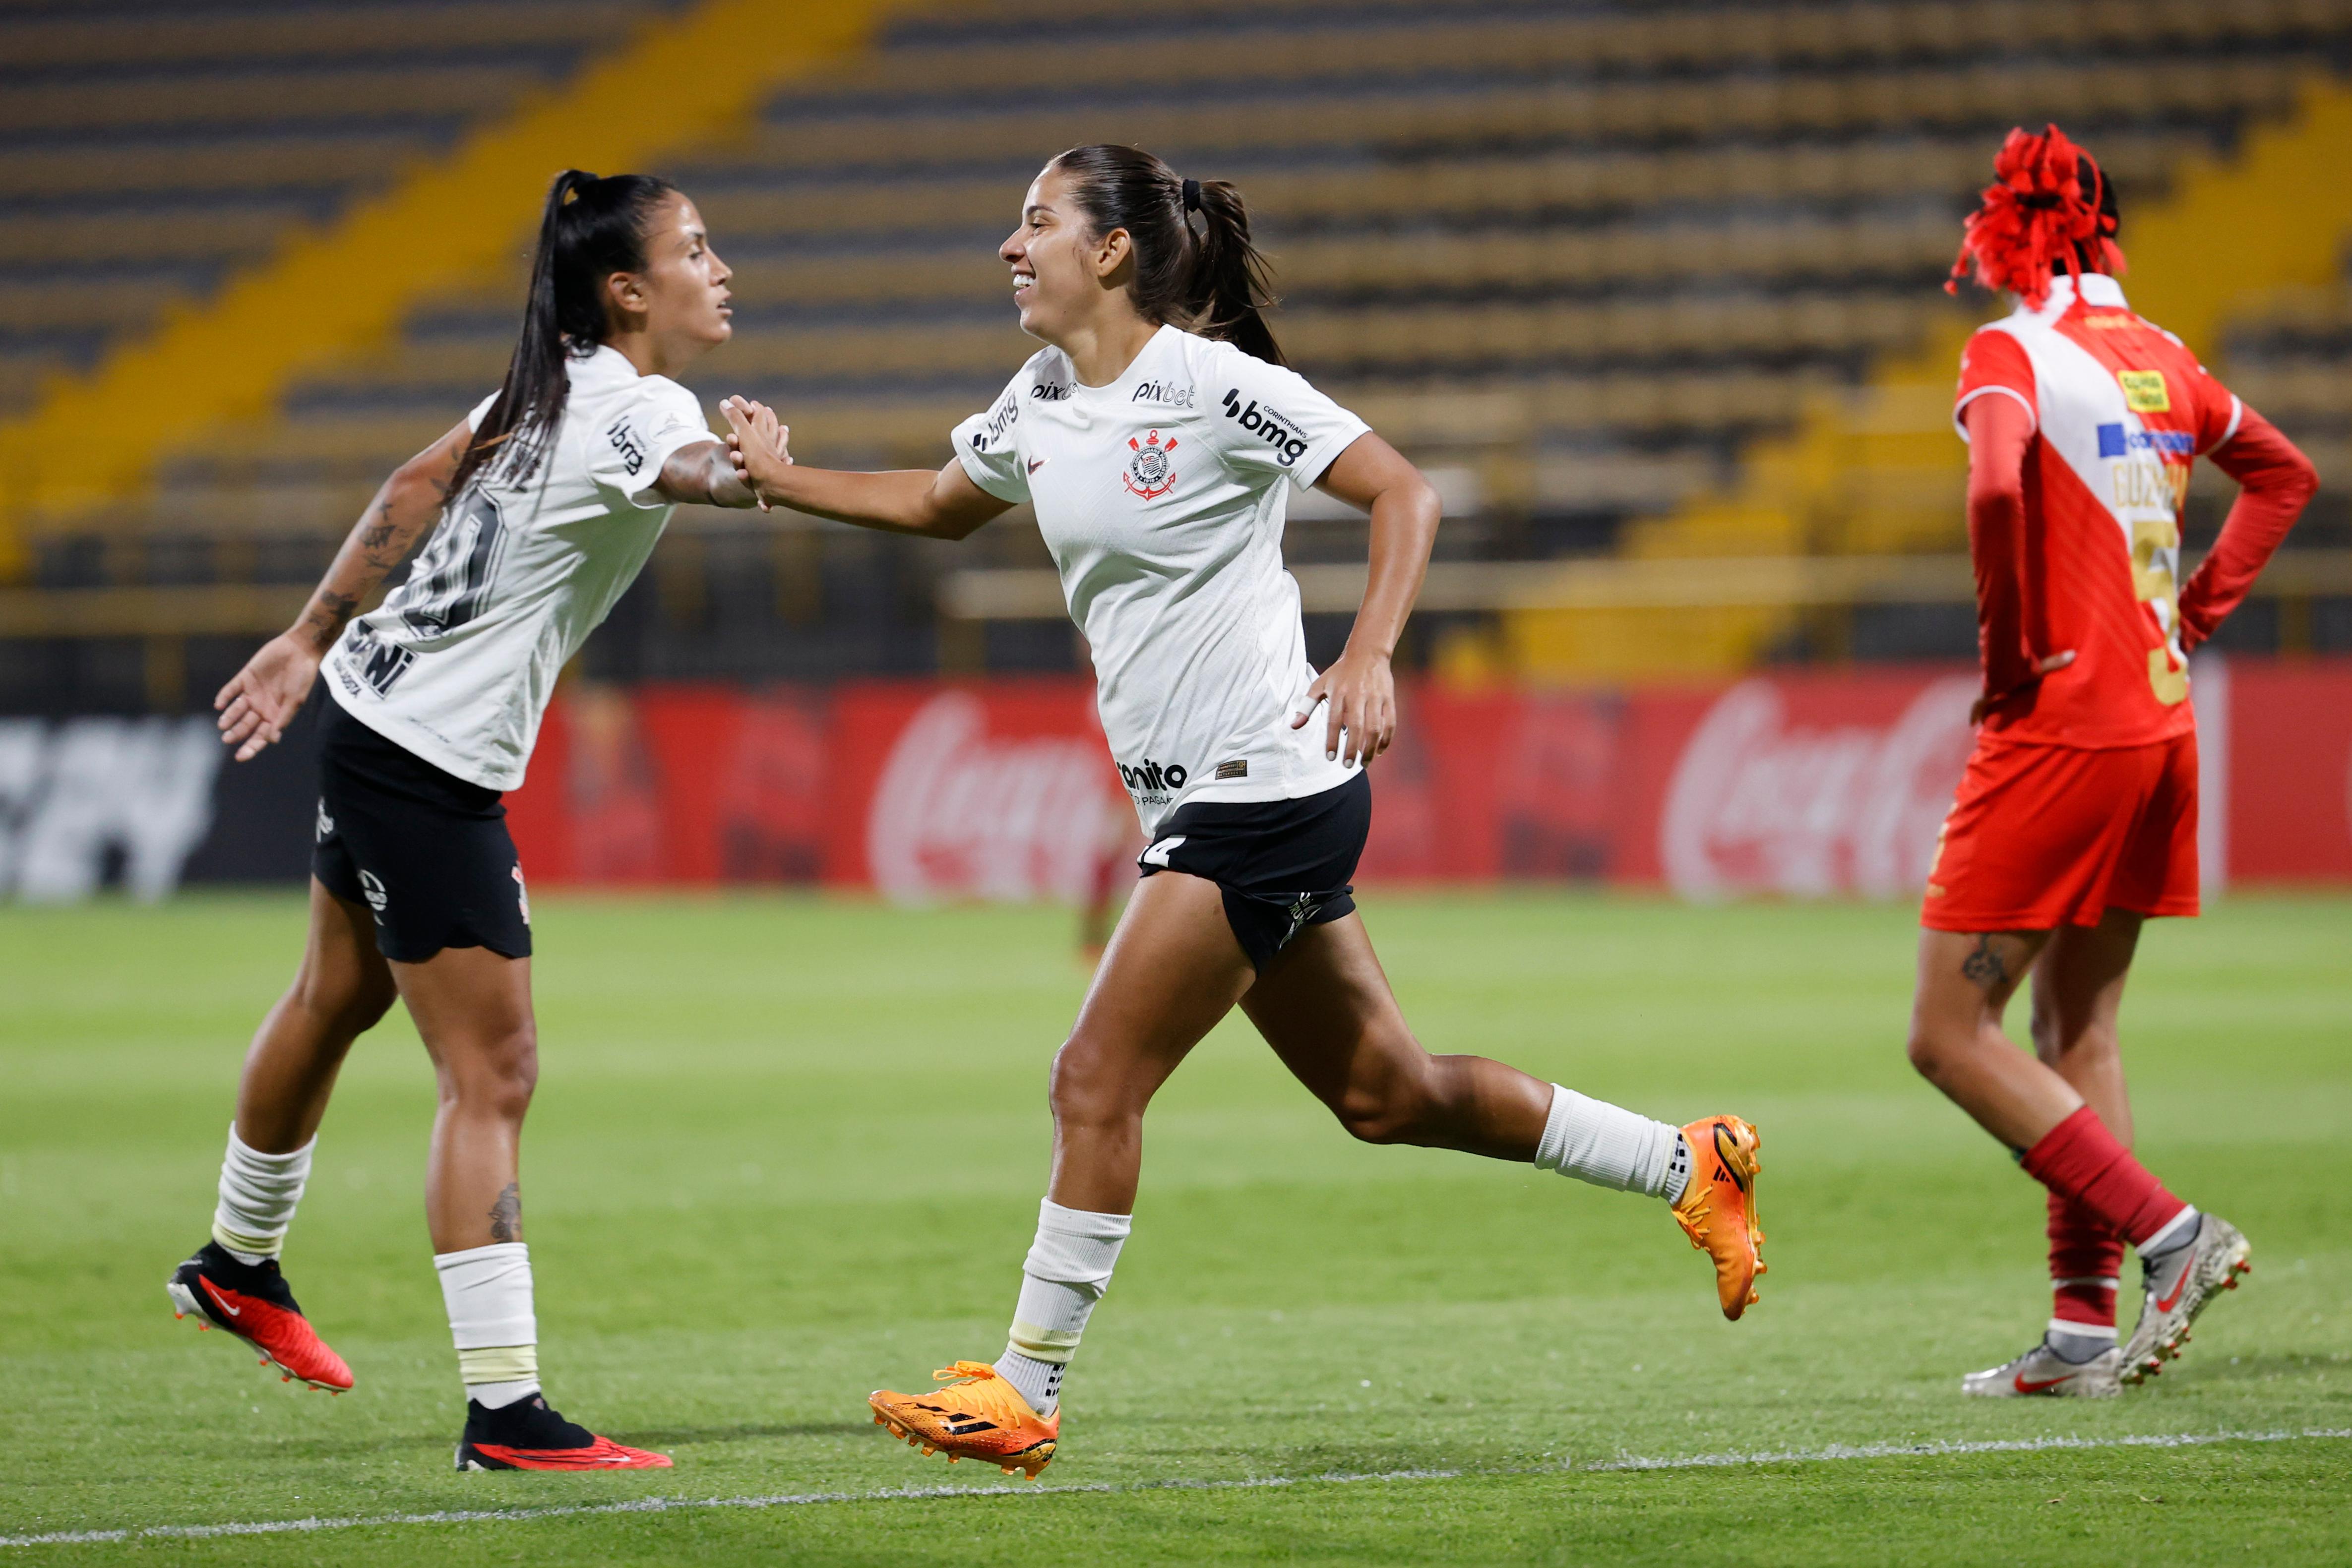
[1047,1034,1131,1129]
[1331,1071,1429,1146]
[443,1026,538,1120]
[1905,1021,1959,1082]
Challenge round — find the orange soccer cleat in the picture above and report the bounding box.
[1672,1115,1766,1320]
[167,1242,354,1392]
[869,1361,1060,1479]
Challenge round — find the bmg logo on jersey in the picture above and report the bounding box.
[1122,429,1179,499]
[1220,388,1309,467]
[605,415,648,476]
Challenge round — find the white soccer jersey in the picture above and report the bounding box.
[324,345,711,790]
[954,324,1372,832]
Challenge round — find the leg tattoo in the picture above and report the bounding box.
[1960,934,2009,990]
[488,1182,521,1243]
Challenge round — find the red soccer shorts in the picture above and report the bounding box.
[1923,730,2200,932]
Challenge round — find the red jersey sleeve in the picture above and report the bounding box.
[2177,405,2319,649]
[1953,327,2037,440]
[2183,355,2245,455]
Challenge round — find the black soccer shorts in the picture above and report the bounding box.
[1136,770,1371,970]
[310,698,532,964]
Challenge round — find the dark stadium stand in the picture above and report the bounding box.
[4,0,2350,708]
[0,0,693,419]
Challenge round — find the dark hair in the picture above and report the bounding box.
[1046,144,1283,365]
[450,169,679,495]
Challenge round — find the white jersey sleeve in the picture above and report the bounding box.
[950,366,1036,504]
[466,390,500,431]
[589,375,713,510]
[1205,341,1370,490]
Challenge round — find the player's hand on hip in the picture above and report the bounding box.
[1970,649,2075,726]
[1293,648,1397,767]
[214,634,322,762]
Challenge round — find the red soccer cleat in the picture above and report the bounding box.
[455,1394,672,1471]
[167,1242,353,1392]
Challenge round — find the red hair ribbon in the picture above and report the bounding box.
[1947,124,2125,308]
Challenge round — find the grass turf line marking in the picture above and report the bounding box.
[6,1429,2347,1548]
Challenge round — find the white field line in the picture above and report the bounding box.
[5,1428,2347,1549]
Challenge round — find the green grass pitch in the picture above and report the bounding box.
[2,889,2348,1564]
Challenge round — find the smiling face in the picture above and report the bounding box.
[604,193,734,365]
[1001,165,1132,346]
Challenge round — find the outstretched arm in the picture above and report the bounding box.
[214,420,470,761]
[651,439,760,508]
[721,396,1011,540]
[1291,432,1440,766]
[2176,408,2318,649]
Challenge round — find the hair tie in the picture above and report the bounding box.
[1180,178,1201,213]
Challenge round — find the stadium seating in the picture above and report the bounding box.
[6,0,2352,702]
[0,0,693,419]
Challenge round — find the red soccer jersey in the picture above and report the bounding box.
[1952,273,2244,748]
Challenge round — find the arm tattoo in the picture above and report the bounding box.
[1959,934,2009,990]
[488,1181,521,1243]
[357,512,399,561]
[300,589,361,643]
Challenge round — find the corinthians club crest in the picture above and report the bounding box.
[1122,429,1178,499]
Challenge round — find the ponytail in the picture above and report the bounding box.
[1947,124,2124,310]
[1048,144,1284,365]
[450,168,678,496]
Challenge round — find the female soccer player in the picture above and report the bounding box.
[720,143,1768,1479]
[171,170,765,1469]
[1916,127,2315,1397]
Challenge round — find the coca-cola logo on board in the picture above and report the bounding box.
[1661,677,1977,902]
[867,692,1121,905]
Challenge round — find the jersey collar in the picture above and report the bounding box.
[2037,273,2129,314]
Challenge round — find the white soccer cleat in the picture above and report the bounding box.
[2120,1213,2251,1385]
[1961,1337,2123,1398]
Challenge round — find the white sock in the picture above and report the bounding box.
[434,1242,540,1408]
[212,1124,314,1265]
[996,1199,1130,1416]
[2046,1318,2118,1361]
[2139,1206,2201,1259]
[1535,1085,1685,1201]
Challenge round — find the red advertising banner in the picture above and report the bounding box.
[505,658,2352,897]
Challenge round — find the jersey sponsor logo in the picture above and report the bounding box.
[1215,759,1248,780]
[606,415,648,476]
[1030,380,1071,402]
[1220,388,1309,467]
[1122,429,1179,499]
[2096,423,2194,459]
[970,394,1020,452]
[358,869,388,915]
[1130,379,1194,409]
[1027,456,1048,476]
[1118,756,1188,794]
[314,799,335,843]
[2117,369,2170,413]
[345,623,416,697]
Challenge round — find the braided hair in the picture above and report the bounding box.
[1946,124,2124,309]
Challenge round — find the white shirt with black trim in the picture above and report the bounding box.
[325,344,710,790]
[953,325,1372,832]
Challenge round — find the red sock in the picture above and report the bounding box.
[2020,1106,2188,1249]
[2046,1189,2123,1330]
